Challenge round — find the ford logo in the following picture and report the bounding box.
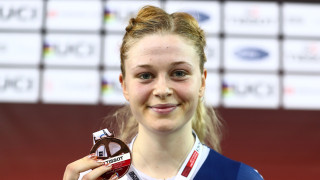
[235,48,269,60]
[185,10,210,23]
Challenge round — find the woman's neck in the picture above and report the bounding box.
[132,124,195,179]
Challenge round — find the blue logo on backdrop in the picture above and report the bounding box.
[235,47,269,60]
[185,10,210,23]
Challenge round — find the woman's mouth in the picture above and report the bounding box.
[149,104,179,114]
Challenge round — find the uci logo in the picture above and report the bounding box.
[44,42,94,58]
[102,78,122,94]
[104,7,135,23]
[0,77,33,92]
[0,6,37,21]
[223,82,274,98]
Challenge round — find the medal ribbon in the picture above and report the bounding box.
[127,131,204,180]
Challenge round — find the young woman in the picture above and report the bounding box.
[63,6,263,180]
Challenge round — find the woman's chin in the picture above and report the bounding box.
[148,122,183,134]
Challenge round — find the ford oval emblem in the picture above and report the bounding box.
[235,47,269,60]
[186,10,210,22]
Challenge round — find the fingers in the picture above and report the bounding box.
[63,154,105,180]
[81,163,112,180]
[109,173,119,180]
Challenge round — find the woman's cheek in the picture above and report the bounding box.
[175,80,200,101]
[131,83,152,104]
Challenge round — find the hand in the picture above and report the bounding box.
[63,154,118,180]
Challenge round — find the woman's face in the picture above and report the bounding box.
[120,34,206,134]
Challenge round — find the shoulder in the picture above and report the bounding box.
[237,163,264,180]
[194,147,263,180]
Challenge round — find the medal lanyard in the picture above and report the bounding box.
[126,131,204,180]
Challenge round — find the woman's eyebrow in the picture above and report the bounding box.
[170,61,193,67]
[131,61,193,70]
[131,64,152,70]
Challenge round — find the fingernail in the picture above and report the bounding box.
[104,162,111,167]
[88,153,96,159]
[96,159,105,163]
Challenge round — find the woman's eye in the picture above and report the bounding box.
[173,70,187,77]
[139,73,153,80]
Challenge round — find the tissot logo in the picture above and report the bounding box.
[0,6,37,21]
[223,81,273,97]
[287,44,320,62]
[235,47,269,60]
[44,42,94,58]
[42,69,100,104]
[283,75,320,109]
[226,8,274,25]
[0,77,33,92]
[185,10,210,23]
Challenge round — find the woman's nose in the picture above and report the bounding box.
[152,76,172,99]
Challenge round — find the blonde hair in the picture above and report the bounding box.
[103,6,223,152]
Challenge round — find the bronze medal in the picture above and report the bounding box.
[90,136,131,179]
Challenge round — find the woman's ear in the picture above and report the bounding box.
[199,69,207,98]
[119,73,129,101]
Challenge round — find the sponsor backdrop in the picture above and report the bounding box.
[1,0,320,109]
[0,0,319,180]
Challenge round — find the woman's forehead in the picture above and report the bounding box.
[128,34,196,58]
[140,45,187,57]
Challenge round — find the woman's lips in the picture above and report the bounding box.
[149,104,179,114]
